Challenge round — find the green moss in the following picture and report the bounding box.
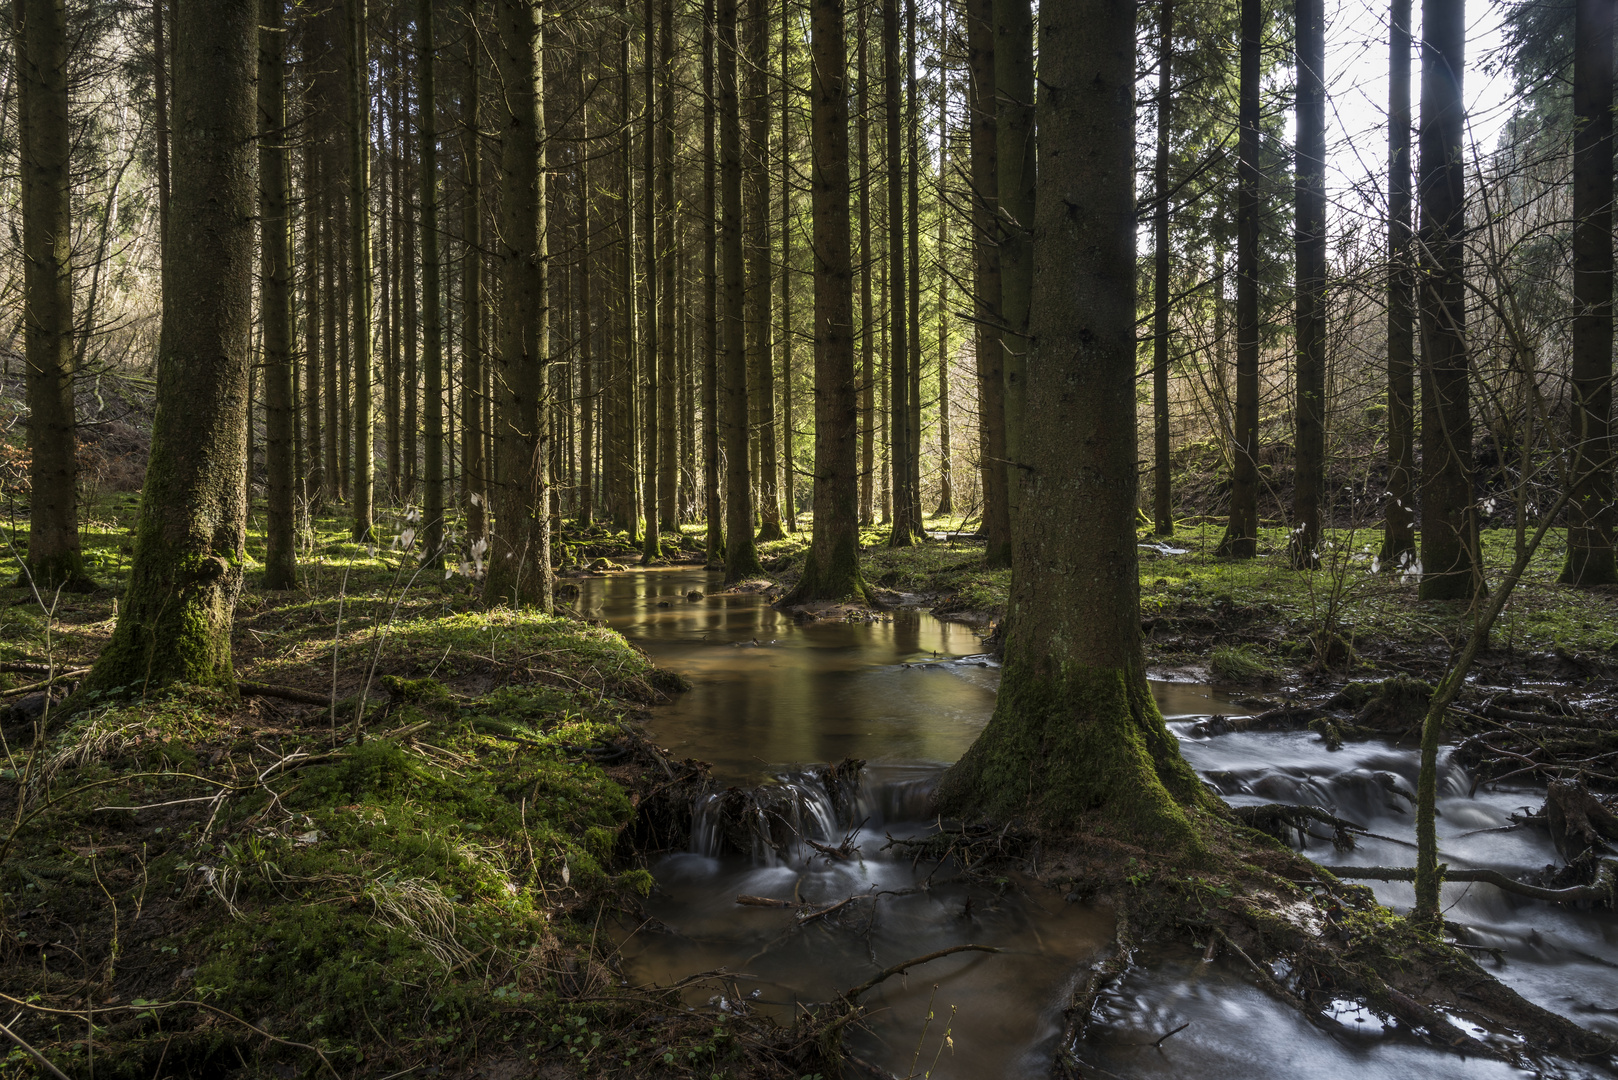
[1209,643,1276,682]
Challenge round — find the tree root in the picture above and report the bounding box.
[1322,861,1617,905]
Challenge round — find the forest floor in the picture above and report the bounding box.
[0,500,834,1079]
[4,497,1618,1077]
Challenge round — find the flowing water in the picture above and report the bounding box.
[580,567,1611,1078]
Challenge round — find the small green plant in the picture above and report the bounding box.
[1209,643,1275,682]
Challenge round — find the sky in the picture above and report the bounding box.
[1321,0,1520,216]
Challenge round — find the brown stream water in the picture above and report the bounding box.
[582,567,1604,1079]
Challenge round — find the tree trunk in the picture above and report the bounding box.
[967,0,1008,565]
[721,0,763,580]
[934,40,952,520]
[905,0,922,531]
[857,0,876,527]
[1417,0,1477,601]
[785,0,868,604]
[85,0,257,694]
[401,66,420,507]
[883,0,915,547]
[994,0,1033,538]
[260,0,296,590]
[579,63,597,526]
[348,0,375,539]
[484,0,552,609]
[419,0,445,567]
[462,14,486,543]
[1151,0,1175,538]
[152,0,169,250]
[641,0,662,560]
[1383,0,1416,563]
[1217,0,1260,559]
[704,0,725,564]
[781,0,798,532]
[1290,0,1325,569]
[1561,0,1617,585]
[937,0,1210,837]
[303,137,325,511]
[618,19,642,544]
[749,0,784,542]
[14,0,90,590]
[658,0,680,535]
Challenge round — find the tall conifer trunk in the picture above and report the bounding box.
[1561,0,1617,585]
[657,0,680,534]
[1291,0,1326,568]
[967,0,1008,565]
[461,16,487,543]
[348,0,375,540]
[260,0,296,589]
[419,0,445,566]
[704,0,725,564]
[1383,0,1416,562]
[1218,0,1261,559]
[14,0,91,589]
[938,0,1209,836]
[303,139,325,511]
[857,1,876,526]
[720,0,763,579]
[785,0,867,603]
[883,0,915,546]
[1151,0,1175,538]
[994,0,1033,537]
[749,0,785,541]
[1416,0,1477,601]
[86,0,258,694]
[484,0,553,609]
[641,0,662,560]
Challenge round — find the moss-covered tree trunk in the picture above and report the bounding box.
[483,0,552,610]
[966,0,1008,567]
[15,0,92,591]
[260,0,296,590]
[83,0,257,696]
[1382,0,1416,564]
[784,0,868,605]
[936,0,1210,839]
[347,0,375,541]
[1560,0,1617,586]
[1416,0,1477,602]
[1217,0,1261,560]
[720,0,763,582]
[419,0,445,568]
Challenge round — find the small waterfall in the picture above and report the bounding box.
[686,761,943,864]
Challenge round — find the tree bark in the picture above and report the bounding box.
[419,0,445,567]
[934,40,952,520]
[966,0,1008,565]
[641,0,663,560]
[905,0,922,531]
[1383,0,1416,563]
[484,0,552,609]
[781,0,798,531]
[994,0,1033,539]
[260,0,296,590]
[1290,0,1325,569]
[658,0,680,535]
[85,0,257,694]
[1417,0,1477,601]
[348,0,375,540]
[749,0,784,542]
[883,0,915,546]
[721,0,763,580]
[579,62,597,526]
[937,0,1209,836]
[784,0,867,604]
[1561,0,1617,585]
[857,0,876,527]
[703,0,725,564]
[461,13,487,543]
[1217,0,1261,559]
[303,136,325,511]
[14,0,90,589]
[1151,0,1175,538]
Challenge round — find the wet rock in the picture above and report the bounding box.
[1353,675,1433,734]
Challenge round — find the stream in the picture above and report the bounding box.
[579,567,1612,1079]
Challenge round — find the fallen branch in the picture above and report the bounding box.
[1321,862,1616,905]
[237,681,336,707]
[841,944,999,1001]
[0,670,89,699]
[0,1015,71,1080]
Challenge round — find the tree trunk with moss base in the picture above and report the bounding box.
[15,0,92,592]
[483,0,552,610]
[260,0,296,591]
[83,0,256,696]
[784,0,869,606]
[936,0,1210,838]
